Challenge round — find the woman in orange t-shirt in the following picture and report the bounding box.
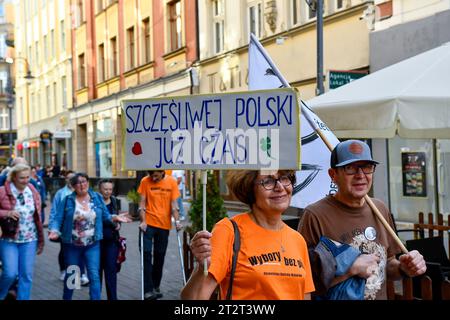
[181,170,314,300]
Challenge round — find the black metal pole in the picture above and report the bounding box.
[316,0,324,95]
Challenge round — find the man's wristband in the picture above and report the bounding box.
[175,220,180,224]
[138,207,144,212]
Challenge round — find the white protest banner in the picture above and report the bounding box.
[122,88,300,170]
[249,33,340,208]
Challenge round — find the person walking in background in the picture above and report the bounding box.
[0,164,44,300]
[98,179,122,300]
[0,157,42,299]
[138,170,182,300]
[35,164,45,179]
[30,166,47,225]
[298,140,426,300]
[48,173,130,300]
[48,170,90,284]
[181,170,314,300]
[172,170,186,221]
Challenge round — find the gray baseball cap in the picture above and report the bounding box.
[330,140,379,168]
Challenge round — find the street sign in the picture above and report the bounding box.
[328,70,368,89]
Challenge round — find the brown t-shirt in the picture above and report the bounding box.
[298,195,401,300]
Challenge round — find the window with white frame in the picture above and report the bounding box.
[35,41,39,65]
[291,0,301,26]
[76,0,84,27]
[44,35,48,61]
[212,0,224,54]
[0,107,8,130]
[60,20,65,50]
[248,2,262,39]
[142,17,151,63]
[46,85,51,117]
[61,76,67,109]
[97,0,104,13]
[78,53,86,88]
[110,36,118,77]
[305,1,316,21]
[51,29,55,57]
[127,26,135,70]
[53,82,57,114]
[98,43,105,82]
[168,0,183,51]
[336,0,344,10]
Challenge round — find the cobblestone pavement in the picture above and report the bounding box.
[29,213,187,300]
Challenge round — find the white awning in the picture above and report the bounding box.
[307,42,450,139]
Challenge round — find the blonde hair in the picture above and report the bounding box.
[7,163,31,182]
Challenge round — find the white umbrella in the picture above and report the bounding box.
[308,42,450,139]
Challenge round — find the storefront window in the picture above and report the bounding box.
[96,118,112,138]
[95,141,112,177]
[95,118,113,177]
[388,137,435,222]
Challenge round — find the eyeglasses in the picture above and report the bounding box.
[341,164,376,175]
[17,193,25,206]
[256,175,293,190]
[75,180,88,186]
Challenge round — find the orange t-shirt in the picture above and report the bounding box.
[137,175,180,230]
[208,213,315,300]
[165,170,173,176]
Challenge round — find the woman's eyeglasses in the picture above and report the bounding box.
[256,175,293,190]
[75,180,88,186]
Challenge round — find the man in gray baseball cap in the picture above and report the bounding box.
[298,139,426,300]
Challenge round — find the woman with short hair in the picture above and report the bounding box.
[181,170,314,300]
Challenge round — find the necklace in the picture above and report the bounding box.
[251,212,285,253]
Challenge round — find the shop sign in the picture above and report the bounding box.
[402,151,427,197]
[54,131,72,139]
[29,141,39,148]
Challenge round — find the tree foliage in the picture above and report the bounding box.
[187,171,227,234]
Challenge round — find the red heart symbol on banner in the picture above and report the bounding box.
[132,142,143,155]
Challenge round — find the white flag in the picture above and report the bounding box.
[248,34,340,208]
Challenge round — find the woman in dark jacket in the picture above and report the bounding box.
[0,164,44,300]
[98,179,121,300]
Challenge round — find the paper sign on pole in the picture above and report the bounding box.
[122,88,300,170]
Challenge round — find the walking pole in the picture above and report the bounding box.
[176,228,187,285]
[201,170,208,276]
[140,229,144,300]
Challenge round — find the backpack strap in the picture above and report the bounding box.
[226,218,240,300]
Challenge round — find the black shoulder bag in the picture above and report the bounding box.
[226,218,241,300]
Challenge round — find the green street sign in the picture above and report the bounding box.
[328,70,367,89]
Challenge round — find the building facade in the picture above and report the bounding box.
[70,0,198,177]
[0,0,15,166]
[14,0,73,170]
